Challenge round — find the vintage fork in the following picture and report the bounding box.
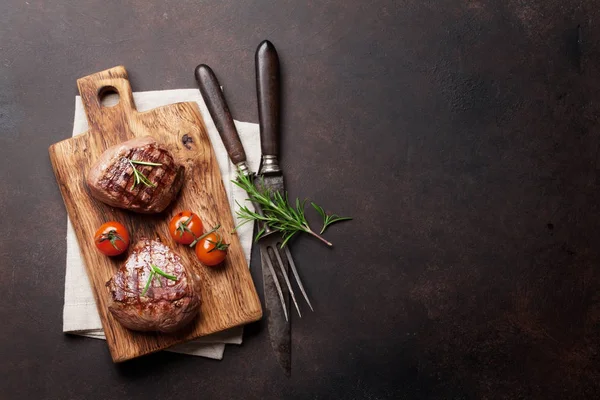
[254,40,312,320]
[257,218,313,321]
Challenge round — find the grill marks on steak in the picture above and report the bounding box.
[103,145,170,206]
[86,137,184,213]
[106,238,200,333]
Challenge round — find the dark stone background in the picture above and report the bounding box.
[1,1,600,399]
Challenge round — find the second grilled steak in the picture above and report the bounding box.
[106,238,200,333]
[86,136,184,213]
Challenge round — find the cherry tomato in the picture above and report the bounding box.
[94,221,130,256]
[195,228,229,266]
[169,211,203,245]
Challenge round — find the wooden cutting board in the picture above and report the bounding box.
[49,66,262,362]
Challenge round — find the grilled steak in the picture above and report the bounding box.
[106,238,200,333]
[87,137,184,213]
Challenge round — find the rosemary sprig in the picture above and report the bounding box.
[232,172,352,247]
[130,160,162,167]
[141,271,154,296]
[126,158,162,190]
[311,203,353,234]
[141,264,178,297]
[151,263,177,280]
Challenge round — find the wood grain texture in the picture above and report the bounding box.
[48,66,262,362]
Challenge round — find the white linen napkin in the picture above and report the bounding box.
[62,89,260,360]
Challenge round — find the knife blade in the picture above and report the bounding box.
[195,62,291,375]
[255,40,292,375]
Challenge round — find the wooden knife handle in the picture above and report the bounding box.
[255,40,281,157]
[195,64,246,165]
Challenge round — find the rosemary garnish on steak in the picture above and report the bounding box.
[141,263,177,297]
[125,158,162,190]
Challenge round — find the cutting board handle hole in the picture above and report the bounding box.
[98,86,120,108]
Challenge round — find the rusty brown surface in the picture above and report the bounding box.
[1,0,600,399]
